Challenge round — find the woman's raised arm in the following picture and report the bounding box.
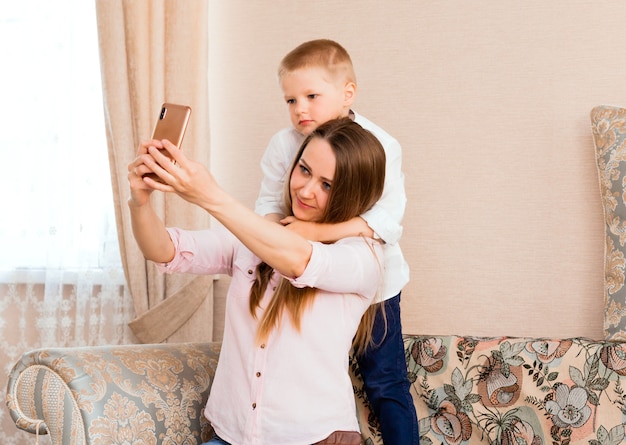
[135,139,313,278]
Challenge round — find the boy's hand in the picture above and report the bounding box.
[281,217,322,241]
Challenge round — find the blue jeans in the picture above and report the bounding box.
[202,435,230,445]
[357,293,420,445]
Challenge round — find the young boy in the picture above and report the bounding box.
[255,39,419,445]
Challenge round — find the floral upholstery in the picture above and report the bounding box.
[591,105,626,340]
[355,335,626,445]
[6,342,220,445]
[8,335,626,445]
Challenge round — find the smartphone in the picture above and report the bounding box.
[143,103,192,182]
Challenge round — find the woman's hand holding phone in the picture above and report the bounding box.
[141,139,227,212]
[128,139,167,207]
[127,102,229,212]
[142,103,191,183]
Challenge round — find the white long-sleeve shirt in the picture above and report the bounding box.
[156,226,383,445]
[255,111,410,301]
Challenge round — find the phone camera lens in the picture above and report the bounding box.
[159,107,167,120]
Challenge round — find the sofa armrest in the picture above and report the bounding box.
[6,342,221,445]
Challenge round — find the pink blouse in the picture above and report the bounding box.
[157,227,383,445]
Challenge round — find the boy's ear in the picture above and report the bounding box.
[344,81,357,106]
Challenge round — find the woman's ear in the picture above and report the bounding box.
[344,82,357,106]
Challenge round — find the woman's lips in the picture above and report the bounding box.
[296,196,313,210]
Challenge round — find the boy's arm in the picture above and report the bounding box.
[282,216,373,243]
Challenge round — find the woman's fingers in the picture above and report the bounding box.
[141,173,175,192]
[146,145,178,179]
[159,139,188,168]
[135,139,216,208]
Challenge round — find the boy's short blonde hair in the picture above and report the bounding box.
[278,39,356,84]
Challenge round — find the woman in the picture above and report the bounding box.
[128,118,386,445]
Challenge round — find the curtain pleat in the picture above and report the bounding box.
[95,0,213,343]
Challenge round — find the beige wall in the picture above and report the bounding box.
[208,1,626,340]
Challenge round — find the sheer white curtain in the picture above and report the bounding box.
[0,1,134,440]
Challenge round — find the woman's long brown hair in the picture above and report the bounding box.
[249,118,386,354]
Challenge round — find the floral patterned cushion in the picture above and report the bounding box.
[591,105,626,340]
[355,334,626,445]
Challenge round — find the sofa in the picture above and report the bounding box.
[7,335,626,445]
[7,105,626,444]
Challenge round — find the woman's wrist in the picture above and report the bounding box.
[127,195,150,209]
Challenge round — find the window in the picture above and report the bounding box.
[0,1,122,274]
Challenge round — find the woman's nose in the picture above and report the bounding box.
[299,179,315,197]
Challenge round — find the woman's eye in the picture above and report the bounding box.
[307,94,318,100]
[299,165,310,176]
[322,182,332,191]
[286,98,295,104]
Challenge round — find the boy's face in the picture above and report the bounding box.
[280,67,356,136]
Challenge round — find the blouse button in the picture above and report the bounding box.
[256,372,261,377]
[247,269,253,275]
[252,402,257,409]
[260,344,266,349]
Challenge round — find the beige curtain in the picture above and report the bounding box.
[95,0,213,343]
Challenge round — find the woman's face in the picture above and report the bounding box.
[289,137,336,222]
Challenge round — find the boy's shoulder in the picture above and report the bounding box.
[261,126,306,164]
[267,126,306,149]
[352,110,399,148]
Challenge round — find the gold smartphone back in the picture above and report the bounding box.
[143,103,192,182]
[151,103,192,148]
